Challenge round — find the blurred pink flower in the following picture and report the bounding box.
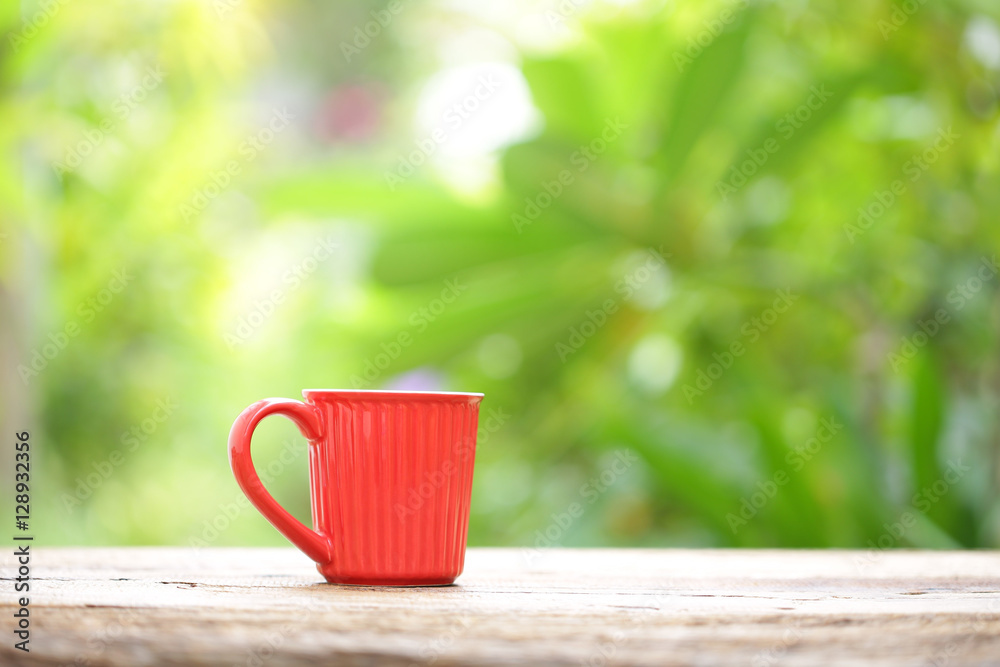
[384,368,447,392]
[314,83,385,143]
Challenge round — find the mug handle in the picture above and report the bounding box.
[228,398,333,564]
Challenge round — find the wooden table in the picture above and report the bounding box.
[2,548,1000,666]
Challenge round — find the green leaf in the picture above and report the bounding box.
[654,10,756,182]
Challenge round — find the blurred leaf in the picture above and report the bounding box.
[910,352,945,497]
[655,10,756,182]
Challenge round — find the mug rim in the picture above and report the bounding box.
[303,388,484,399]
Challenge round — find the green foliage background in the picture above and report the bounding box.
[2,0,999,550]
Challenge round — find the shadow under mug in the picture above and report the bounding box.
[228,389,483,585]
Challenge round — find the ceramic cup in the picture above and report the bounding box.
[228,389,483,585]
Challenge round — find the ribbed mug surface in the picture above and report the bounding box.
[306,390,481,585]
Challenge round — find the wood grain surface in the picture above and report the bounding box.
[2,547,1000,666]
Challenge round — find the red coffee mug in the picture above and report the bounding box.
[228,389,483,585]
